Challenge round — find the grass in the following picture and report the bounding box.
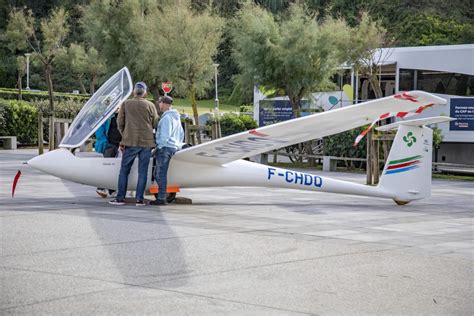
[1,87,242,115]
[170,98,241,115]
[433,173,474,181]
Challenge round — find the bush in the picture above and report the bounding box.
[0,105,6,134]
[34,99,84,119]
[0,88,89,103]
[0,99,38,145]
[323,127,367,158]
[208,113,258,136]
[239,104,253,113]
[0,98,85,145]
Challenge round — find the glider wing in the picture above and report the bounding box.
[173,91,446,165]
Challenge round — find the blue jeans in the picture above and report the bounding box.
[155,147,177,200]
[117,146,151,201]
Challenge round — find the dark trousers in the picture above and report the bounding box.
[98,142,120,194]
[104,142,119,158]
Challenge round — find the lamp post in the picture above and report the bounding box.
[213,63,221,138]
[213,63,219,111]
[25,53,31,90]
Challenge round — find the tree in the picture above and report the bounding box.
[343,12,388,100]
[340,12,389,185]
[232,3,350,118]
[432,126,443,167]
[85,47,106,94]
[396,14,474,46]
[57,43,106,94]
[146,1,224,137]
[4,7,69,150]
[81,0,169,99]
[57,43,88,94]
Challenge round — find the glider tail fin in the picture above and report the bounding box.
[377,122,434,204]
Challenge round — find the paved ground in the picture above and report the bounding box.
[1,149,473,315]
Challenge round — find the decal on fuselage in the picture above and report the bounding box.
[195,136,288,158]
[267,167,323,187]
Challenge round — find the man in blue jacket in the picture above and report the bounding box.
[150,96,184,205]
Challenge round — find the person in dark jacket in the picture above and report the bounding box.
[109,81,159,206]
[95,110,122,198]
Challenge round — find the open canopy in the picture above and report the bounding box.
[59,67,132,148]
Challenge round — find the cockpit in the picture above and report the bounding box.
[60,67,132,149]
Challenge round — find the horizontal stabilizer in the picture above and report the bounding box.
[376,116,455,132]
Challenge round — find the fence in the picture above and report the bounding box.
[38,110,73,154]
[183,118,221,145]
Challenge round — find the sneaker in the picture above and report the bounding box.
[136,200,146,207]
[109,198,126,206]
[149,199,167,206]
[96,189,108,198]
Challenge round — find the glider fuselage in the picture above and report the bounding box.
[28,148,391,200]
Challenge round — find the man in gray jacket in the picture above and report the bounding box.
[110,82,158,206]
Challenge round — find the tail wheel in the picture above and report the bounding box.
[394,199,410,205]
[154,193,177,203]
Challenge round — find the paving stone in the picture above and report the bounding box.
[1,149,473,314]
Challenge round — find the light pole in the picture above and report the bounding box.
[213,63,221,138]
[213,63,219,112]
[25,53,31,90]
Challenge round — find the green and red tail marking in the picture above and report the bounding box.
[384,155,422,175]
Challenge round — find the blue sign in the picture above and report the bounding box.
[259,100,294,126]
[450,98,474,131]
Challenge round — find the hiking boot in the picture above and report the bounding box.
[136,200,146,207]
[149,199,167,206]
[96,189,108,198]
[109,198,126,206]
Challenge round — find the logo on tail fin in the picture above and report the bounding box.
[403,132,417,147]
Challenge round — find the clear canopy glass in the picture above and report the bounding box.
[59,67,132,148]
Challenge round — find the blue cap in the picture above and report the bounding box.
[134,81,147,91]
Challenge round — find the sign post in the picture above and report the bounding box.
[161,82,172,96]
[213,64,221,138]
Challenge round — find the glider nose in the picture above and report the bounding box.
[27,148,74,178]
[27,151,50,172]
[27,149,68,174]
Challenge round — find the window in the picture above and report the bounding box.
[399,69,414,91]
[415,70,472,96]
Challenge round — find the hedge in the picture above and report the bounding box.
[0,99,38,145]
[0,88,89,103]
[208,113,258,136]
[0,98,85,145]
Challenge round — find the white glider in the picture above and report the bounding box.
[28,67,451,205]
